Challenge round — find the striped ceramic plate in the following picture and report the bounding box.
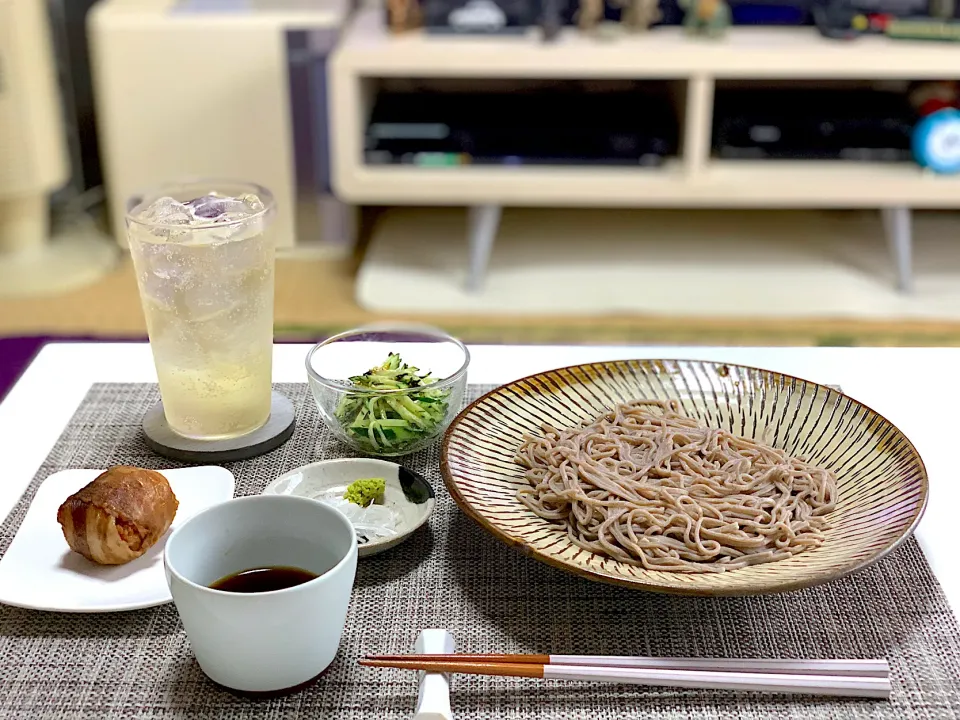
[440,360,928,596]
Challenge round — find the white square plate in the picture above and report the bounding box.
[0,467,235,613]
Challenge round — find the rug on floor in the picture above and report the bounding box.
[358,207,960,320]
[275,320,960,348]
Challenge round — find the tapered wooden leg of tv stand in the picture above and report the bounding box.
[881,206,913,294]
[466,204,502,293]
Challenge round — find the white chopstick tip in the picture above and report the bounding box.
[548,655,890,678]
[543,665,890,700]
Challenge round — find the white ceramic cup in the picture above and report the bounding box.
[164,494,358,693]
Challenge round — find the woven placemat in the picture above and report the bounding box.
[1,383,958,720]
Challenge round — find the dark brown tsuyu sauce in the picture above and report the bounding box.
[210,566,318,593]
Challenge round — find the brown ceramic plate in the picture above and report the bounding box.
[440,359,928,596]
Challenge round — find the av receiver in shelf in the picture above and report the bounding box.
[712,88,916,161]
[364,90,678,167]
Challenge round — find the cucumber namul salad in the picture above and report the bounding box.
[335,353,450,454]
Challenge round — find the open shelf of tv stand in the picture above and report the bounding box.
[329,8,960,293]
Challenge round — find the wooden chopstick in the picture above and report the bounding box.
[358,659,891,699]
[364,654,890,678]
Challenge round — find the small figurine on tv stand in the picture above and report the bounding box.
[576,0,661,34]
[576,0,606,31]
[913,108,960,174]
[540,0,564,39]
[930,0,956,18]
[910,81,959,117]
[613,0,662,31]
[910,81,960,175]
[387,0,423,32]
[678,0,731,36]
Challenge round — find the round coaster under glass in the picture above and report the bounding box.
[143,391,296,463]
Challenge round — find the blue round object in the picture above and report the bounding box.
[913,108,960,174]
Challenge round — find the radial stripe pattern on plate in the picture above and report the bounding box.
[440,360,928,595]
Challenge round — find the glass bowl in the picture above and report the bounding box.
[305,324,470,457]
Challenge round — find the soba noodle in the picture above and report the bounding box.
[515,399,837,573]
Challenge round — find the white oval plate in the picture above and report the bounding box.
[0,466,235,612]
[262,458,435,557]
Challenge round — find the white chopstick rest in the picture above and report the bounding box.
[414,629,456,720]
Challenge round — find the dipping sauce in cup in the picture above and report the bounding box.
[164,494,357,694]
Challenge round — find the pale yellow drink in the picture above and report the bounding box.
[126,182,276,440]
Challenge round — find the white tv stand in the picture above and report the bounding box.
[330,9,960,293]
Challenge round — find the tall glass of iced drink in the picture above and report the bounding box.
[125,180,276,440]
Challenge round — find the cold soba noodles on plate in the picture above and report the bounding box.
[515,399,838,573]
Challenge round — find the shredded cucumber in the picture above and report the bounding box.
[334,353,450,454]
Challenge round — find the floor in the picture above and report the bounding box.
[6,209,960,399]
[0,253,362,339]
[6,206,960,346]
[6,249,960,346]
